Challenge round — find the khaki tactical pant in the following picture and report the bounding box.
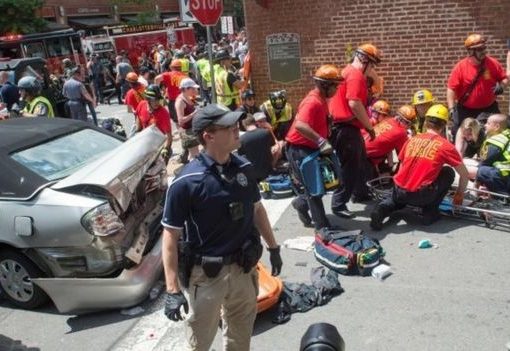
[184,264,258,351]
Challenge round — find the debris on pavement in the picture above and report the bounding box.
[282,236,315,251]
[371,264,393,281]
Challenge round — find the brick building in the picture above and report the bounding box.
[244,0,510,113]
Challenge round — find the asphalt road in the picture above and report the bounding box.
[1,103,509,351]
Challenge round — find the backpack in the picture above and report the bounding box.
[313,228,384,276]
[259,174,295,199]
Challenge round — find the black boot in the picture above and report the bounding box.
[292,197,313,228]
[370,204,389,231]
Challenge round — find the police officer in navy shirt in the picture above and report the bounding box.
[161,103,282,351]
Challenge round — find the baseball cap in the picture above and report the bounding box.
[180,78,200,90]
[192,104,245,135]
[253,112,267,122]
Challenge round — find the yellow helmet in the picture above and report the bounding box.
[425,104,449,122]
[412,89,435,106]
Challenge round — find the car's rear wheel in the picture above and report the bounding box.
[0,250,49,309]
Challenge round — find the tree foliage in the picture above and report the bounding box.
[0,0,47,34]
[109,0,158,25]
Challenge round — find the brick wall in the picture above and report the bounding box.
[244,0,510,114]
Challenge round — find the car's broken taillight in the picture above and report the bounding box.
[81,203,125,236]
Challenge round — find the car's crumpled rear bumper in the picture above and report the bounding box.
[32,235,163,314]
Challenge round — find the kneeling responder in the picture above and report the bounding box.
[368,99,391,126]
[363,105,416,178]
[285,64,342,229]
[475,114,510,194]
[411,89,435,135]
[17,76,54,118]
[260,90,294,140]
[370,104,469,230]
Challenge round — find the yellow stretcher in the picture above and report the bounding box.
[367,176,510,229]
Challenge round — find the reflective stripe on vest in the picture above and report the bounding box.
[215,66,240,107]
[24,96,55,117]
[262,101,292,128]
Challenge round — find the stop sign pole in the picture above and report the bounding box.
[189,0,224,104]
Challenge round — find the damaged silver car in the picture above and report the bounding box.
[0,118,167,313]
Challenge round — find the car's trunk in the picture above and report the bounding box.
[50,126,167,274]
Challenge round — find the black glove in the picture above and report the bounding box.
[268,246,282,276]
[493,82,504,96]
[164,292,189,322]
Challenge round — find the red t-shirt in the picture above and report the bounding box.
[285,88,329,149]
[161,71,186,101]
[125,84,146,113]
[363,118,409,161]
[136,100,171,134]
[328,64,367,128]
[447,56,506,109]
[394,132,462,192]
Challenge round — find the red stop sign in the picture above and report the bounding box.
[189,0,223,26]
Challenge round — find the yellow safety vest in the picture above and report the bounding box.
[215,66,240,108]
[261,101,293,129]
[196,58,211,87]
[486,129,510,176]
[22,95,55,117]
[180,58,190,75]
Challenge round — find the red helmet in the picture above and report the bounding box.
[170,59,182,69]
[464,34,486,49]
[397,105,417,122]
[371,100,390,115]
[356,44,381,64]
[313,64,342,82]
[126,72,139,83]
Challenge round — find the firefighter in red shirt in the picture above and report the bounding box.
[328,43,379,218]
[370,104,469,230]
[155,59,186,123]
[124,72,147,116]
[447,34,508,138]
[285,64,343,229]
[363,105,416,178]
[136,84,173,162]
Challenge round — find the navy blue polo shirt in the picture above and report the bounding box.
[0,82,20,111]
[162,152,261,256]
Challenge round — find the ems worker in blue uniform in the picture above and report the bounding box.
[161,103,282,351]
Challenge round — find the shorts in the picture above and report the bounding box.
[180,128,200,150]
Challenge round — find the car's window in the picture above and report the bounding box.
[11,129,122,181]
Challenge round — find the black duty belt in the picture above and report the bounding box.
[333,120,355,128]
[193,252,239,266]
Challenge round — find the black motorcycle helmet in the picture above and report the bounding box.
[144,84,163,100]
[269,90,287,111]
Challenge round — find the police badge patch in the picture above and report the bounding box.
[236,172,248,187]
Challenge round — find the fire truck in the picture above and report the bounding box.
[0,28,86,75]
[81,24,196,68]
